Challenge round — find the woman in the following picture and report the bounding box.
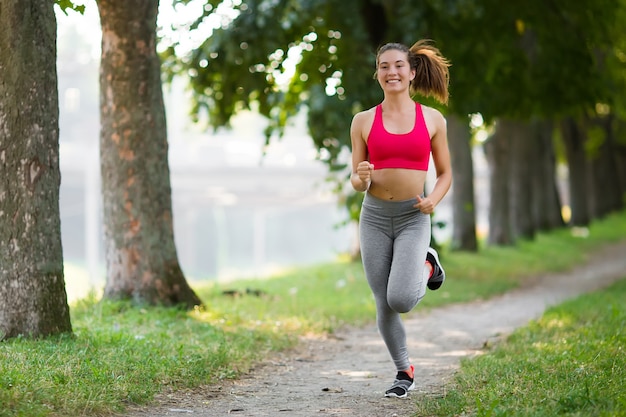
[350,40,452,398]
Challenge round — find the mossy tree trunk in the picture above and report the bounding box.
[485,120,514,246]
[531,119,564,232]
[96,0,202,308]
[447,114,478,251]
[0,0,72,339]
[508,119,536,241]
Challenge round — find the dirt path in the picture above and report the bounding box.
[125,242,626,417]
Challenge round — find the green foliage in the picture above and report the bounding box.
[416,278,626,417]
[163,0,386,171]
[425,0,625,120]
[54,0,85,15]
[165,0,626,142]
[161,0,626,229]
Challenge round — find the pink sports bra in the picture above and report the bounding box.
[367,103,431,170]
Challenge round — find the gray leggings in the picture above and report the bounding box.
[359,193,431,371]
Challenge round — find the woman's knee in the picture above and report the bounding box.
[387,294,418,313]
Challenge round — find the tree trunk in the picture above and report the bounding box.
[508,119,535,240]
[97,0,202,308]
[484,120,514,246]
[587,115,623,218]
[531,119,564,231]
[447,114,478,251]
[615,119,626,200]
[0,0,72,339]
[560,118,591,226]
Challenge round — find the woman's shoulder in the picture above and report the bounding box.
[418,104,447,137]
[351,106,378,140]
[419,103,445,119]
[356,105,378,117]
[352,106,377,125]
[420,104,446,127]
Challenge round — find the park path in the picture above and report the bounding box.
[125,241,626,417]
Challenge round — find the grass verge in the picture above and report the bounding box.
[415,278,626,417]
[0,211,625,416]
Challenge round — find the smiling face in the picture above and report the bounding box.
[376,48,415,94]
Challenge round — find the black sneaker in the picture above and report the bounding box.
[384,365,415,398]
[426,248,445,290]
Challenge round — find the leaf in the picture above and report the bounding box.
[55,0,86,15]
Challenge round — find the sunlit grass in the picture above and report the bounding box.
[194,260,376,334]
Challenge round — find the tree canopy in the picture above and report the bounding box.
[162,0,625,159]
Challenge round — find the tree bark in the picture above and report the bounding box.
[484,120,514,246]
[447,114,478,251]
[615,120,626,200]
[531,119,564,231]
[508,119,536,241]
[97,0,202,308]
[560,118,591,226]
[0,0,72,339]
[587,115,624,218]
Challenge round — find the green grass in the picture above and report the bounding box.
[0,210,625,416]
[416,278,626,417]
[0,299,290,417]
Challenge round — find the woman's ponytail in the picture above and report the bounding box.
[409,40,450,104]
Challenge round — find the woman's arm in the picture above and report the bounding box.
[416,107,452,213]
[350,111,374,192]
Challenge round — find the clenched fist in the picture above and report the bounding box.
[414,195,435,214]
[356,161,374,183]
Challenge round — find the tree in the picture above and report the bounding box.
[560,118,592,226]
[161,0,479,249]
[548,0,626,225]
[447,114,478,251]
[96,0,202,308]
[442,0,624,237]
[0,0,72,339]
[484,126,513,246]
[509,120,536,240]
[163,0,625,250]
[586,114,624,218]
[531,120,564,231]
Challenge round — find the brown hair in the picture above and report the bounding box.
[376,40,450,104]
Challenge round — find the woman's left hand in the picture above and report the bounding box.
[414,195,434,214]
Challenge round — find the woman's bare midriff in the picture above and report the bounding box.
[368,168,428,201]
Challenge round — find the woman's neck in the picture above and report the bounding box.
[381,95,415,112]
